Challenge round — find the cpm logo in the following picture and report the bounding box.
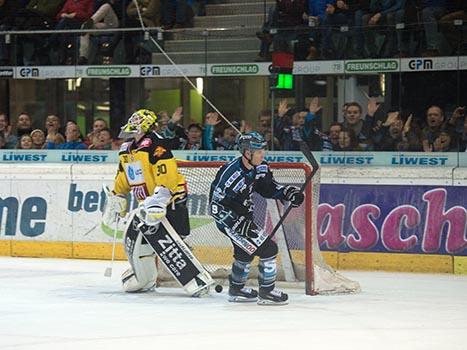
[19,68,39,77]
[408,59,433,70]
[140,65,160,76]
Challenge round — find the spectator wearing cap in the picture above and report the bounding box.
[31,129,46,149]
[179,123,203,150]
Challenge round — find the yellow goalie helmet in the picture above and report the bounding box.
[119,109,158,137]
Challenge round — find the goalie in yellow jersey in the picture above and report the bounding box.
[105,108,192,293]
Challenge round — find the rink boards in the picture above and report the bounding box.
[0,161,466,274]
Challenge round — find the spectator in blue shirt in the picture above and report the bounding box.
[47,122,87,149]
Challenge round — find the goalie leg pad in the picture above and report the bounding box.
[121,216,157,293]
[133,215,214,296]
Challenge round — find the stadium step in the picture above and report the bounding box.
[164,38,259,52]
[151,50,258,64]
[170,26,259,40]
[193,14,264,28]
[205,1,275,16]
[156,0,266,64]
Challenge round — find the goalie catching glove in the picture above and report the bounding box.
[283,186,304,208]
[139,186,172,226]
[107,192,127,217]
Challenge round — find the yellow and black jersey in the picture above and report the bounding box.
[113,131,187,203]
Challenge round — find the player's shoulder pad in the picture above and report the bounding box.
[119,141,132,154]
[146,132,174,161]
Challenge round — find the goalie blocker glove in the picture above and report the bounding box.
[140,186,172,226]
[283,186,304,208]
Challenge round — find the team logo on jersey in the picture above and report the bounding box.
[154,146,166,157]
[138,138,152,149]
[125,161,144,184]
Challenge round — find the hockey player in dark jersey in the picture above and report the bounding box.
[209,131,304,305]
[104,109,191,293]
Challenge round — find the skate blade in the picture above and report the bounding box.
[228,295,258,303]
[257,298,289,306]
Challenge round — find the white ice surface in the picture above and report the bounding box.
[0,257,466,350]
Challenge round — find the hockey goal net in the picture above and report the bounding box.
[165,161,360,295]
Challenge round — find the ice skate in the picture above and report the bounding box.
[228,285,258,303]
[258,289,288,305]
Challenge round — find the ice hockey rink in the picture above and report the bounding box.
[1,257,466,350]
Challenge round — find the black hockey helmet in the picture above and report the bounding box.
[237,131,267,154]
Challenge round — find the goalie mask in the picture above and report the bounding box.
[237,131,267,155]
[119,109,158,138]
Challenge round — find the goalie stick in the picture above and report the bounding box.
[102,185,121,278]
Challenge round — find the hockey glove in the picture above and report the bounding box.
[283,186,304,208]
[141,187,172,226]
[237,218,260,239]
[108,192,127,217]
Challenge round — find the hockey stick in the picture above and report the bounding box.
[269,141,319,238]
[104,215,119,278]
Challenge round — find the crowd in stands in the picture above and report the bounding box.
[0,0,215,65]
[0,112,118,150]
[1,0,466,65]
[1,100,465,152]
[257,0,467,61]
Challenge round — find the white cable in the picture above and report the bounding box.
[131,0,241,134]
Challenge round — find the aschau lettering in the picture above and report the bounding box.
[211,64,259,75]
[86,66,131,77]
[345,60,398,72]
[319,188,467,254]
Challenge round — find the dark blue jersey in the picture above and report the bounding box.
[209,157,286,231]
